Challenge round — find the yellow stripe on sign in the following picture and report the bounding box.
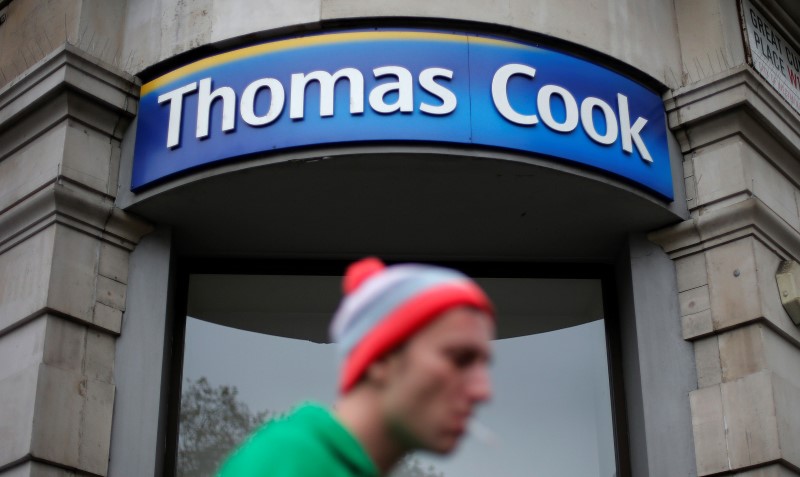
[140,30,533,96]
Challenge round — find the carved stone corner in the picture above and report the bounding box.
[0,43,140,140]
[649,197,800,263]
[105,207,154,250]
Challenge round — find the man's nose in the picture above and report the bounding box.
[467,365,492,403]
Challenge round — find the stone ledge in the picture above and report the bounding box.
[0,308,122,342]
[0,91,137,170]
[665,65,800,159]
[0,180,152,255]
[649,196,800,262]
[652,199,800,344]
[698,461,800,476]
[0,43,139,136]
[0,221,148,338]
[0,459,102,476]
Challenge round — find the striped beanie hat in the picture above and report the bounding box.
[330,257,494,393]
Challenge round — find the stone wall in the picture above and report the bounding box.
[0,44,149,476]
[118,0,683,88]
[652,3,800,474]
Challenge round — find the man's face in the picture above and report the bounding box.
[377,306,494,454]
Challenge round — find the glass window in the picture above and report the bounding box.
[175,270,617,477]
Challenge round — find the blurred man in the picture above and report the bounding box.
[218,257,495,476]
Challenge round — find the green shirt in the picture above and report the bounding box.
[217,402,379,477]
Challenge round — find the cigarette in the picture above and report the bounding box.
[468,420,499,446]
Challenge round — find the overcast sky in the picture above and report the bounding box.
[183,317,616,477]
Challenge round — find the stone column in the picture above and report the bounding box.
[0,44,149,476]
[651,66,800,476]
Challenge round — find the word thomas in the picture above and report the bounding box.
[158,66,455,148]
[157,63,653,163]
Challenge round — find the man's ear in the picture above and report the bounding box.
[364,353,395,388]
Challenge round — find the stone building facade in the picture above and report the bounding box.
[0,0,798,476]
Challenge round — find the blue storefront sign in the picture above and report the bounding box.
[133,29,673,200]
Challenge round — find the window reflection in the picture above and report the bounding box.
[412,319,615,477]
[177,274,616,477]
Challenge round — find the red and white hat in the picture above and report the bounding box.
[330,257,494,393]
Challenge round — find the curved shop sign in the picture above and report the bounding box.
[133,29,673,199]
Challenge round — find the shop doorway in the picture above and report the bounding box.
[170,262,621,477]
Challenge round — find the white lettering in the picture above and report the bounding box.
[537,85,578,133]
[240,78,285,126]
[196,78,237,139]
[580,97,618,145]
[491,64,538,125]
[491,64,654,162]
[419,68,457,115]
[290,68,364,119]
[158,82,198,148]
[157,63,657,169]
[369,66,414,114]
[617,93,653,162]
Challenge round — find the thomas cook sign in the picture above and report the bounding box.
[133,29,673,199]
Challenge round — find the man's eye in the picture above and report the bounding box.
[448,351,477,368]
